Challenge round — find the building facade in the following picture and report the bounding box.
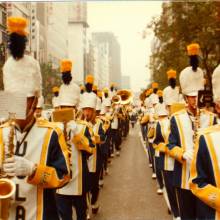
[68,1,88,84]
[91,32,122,88]
[0,3,7,62]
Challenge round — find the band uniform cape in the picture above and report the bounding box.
[189,125,220,220]
[153,117,174,172]
[56,120,95,196]
[0,119,70,220]
[89,118,105,173]
[167,108,216,190]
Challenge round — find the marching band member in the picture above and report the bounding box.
[2,16,70,220]
[153,90,165,195]
[163,69,181,114]
[56,91,96,220]
[109,83,116,99]
[101,87,110,114]
[58,60,80,109]
[155,93,180,219]
[140,89,152,144]
[189,63,220,220]
[52,86,60,109]
[101,94,112,175]
[148,84,159,179]
[90,94,106,215]
[110,101,120,157]
[149,82,159,106]
[168,43,216,220]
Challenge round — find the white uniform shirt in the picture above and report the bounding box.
[52,96,60,108]
[59,81,80,106]
[163,86,180,106]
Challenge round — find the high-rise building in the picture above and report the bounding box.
[47,2,68,68]
[68,1,88,84]
[91,32,122,88]
[93,42,109,88]
[0,3,7,61]
[35,3,48,63]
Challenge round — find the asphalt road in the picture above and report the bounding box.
[93,124,172,220]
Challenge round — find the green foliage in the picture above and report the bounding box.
[40,62,61,106]
[148,1,220,89]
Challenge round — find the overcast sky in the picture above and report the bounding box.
[87,1,162,92]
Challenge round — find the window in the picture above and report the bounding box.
[2,11,6,26]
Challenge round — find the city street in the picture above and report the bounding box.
[93,125,171,220]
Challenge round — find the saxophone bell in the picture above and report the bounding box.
[0,178,16,199]
[0,178,16,220]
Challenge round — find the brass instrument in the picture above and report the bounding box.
[0,114,16,220]
[116,90,133,105]
[111,95,121,105]
[193,108,201,143]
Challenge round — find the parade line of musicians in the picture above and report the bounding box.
[139,43,220,220]
[1,16,220,220]
[0,17,132,220]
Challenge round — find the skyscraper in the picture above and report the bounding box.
[91,32,122,88]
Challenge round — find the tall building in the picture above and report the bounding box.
[0,3,7,61]
[85,40,95,77]
[47,2,68,68]
[91,32,122,88]
[35,3,48,63]
[68,1,88,84]
[93,42,109,88]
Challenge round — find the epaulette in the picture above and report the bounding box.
[198,124,220,136]
[36,118,60,129]
[200,108,216,116]
[172,109,186,116]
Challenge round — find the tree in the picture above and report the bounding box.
[40,62,61,107]
[147,1,220,89]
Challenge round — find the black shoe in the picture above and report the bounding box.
[92,206,100,214]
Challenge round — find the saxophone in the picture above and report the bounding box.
[0,116,16,220]
[193,108,201,144]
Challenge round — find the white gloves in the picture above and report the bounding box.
[3,156,35,177]
[183,149,194,162]
[67,121,78,135]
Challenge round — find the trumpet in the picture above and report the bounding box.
[0,114,16,220]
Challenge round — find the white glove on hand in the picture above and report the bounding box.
[67,121,78,136]
[3,156,35,177]
[183,149,194,162]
